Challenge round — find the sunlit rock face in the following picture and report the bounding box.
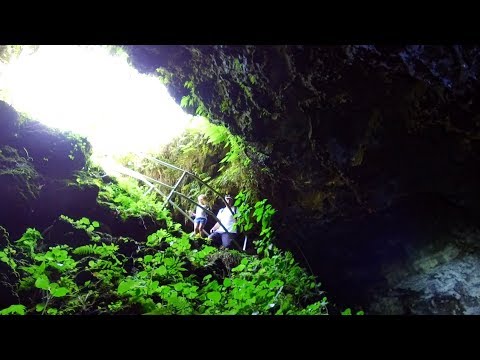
[0,101,90,241]
[126,45,480,313]
[0,101,159,243]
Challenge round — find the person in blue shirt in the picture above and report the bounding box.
[191,194,209,237]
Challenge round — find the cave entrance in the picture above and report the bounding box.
[0,45,195,159]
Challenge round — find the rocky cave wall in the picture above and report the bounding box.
[126,45,480,313]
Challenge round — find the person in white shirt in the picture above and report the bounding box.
[208,194,238,248]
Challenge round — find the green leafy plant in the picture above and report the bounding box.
[179,78,210,118]
[341,308,365,315]
[0,304,26,315]
[0,140,335,315]
[233,191,276,256]
[97,176,173,226]
[60,215,101,242]
[65,132,91,161]
[156,68,174,85]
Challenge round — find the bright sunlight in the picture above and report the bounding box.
[0,45,194,157]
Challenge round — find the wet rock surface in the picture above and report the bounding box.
[126,45,480,313]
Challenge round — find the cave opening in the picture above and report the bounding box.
[0,45,197,162]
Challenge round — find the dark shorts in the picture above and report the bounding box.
[208,231,237,248]
[194,217,207,225]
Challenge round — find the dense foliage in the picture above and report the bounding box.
[0,162,329,315]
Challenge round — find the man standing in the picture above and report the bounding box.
[208,194,238,248]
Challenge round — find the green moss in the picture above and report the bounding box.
[75,161,173,227]
[0,225,9,249]
[64,131,92,161]
[299,191,327,211]
[0,146,41,201]
[156,67,174,85]
[97,176,173,225]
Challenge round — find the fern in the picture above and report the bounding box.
[202,124,229,145]
[180,95,191,108]
[73,243,119,258]
[73,244,100,256]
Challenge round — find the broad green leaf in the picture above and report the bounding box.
[149,281,159,292]
[157,265,167,276]
[174,283,184,291]
[232,264,245,272]
[341,308,352,315]
[164,257,175,266]
[233,278,246,287]
[47,308,58,315]
[258,289,268,298]
[268,280,284,289]
[118,280,136,294]
[92,221,100,228]
[207,291,221,303]
[35,275,50,290]
[49,282,59,290]
[0,304,26,315]
[51,287,69,297]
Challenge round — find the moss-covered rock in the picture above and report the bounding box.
[0,145,42,236]
[126,45,480,313]
[0,225,9,250]
[0,100,96,240]
[9,122,91,180]
[0,101,91,180]
[0,145,42,202]
[0,101,20,144]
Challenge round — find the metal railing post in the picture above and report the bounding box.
[162,170,187,209]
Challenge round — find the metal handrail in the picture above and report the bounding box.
[162,170,187,209]
[140,152,236,216]
[110,153,243,250]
